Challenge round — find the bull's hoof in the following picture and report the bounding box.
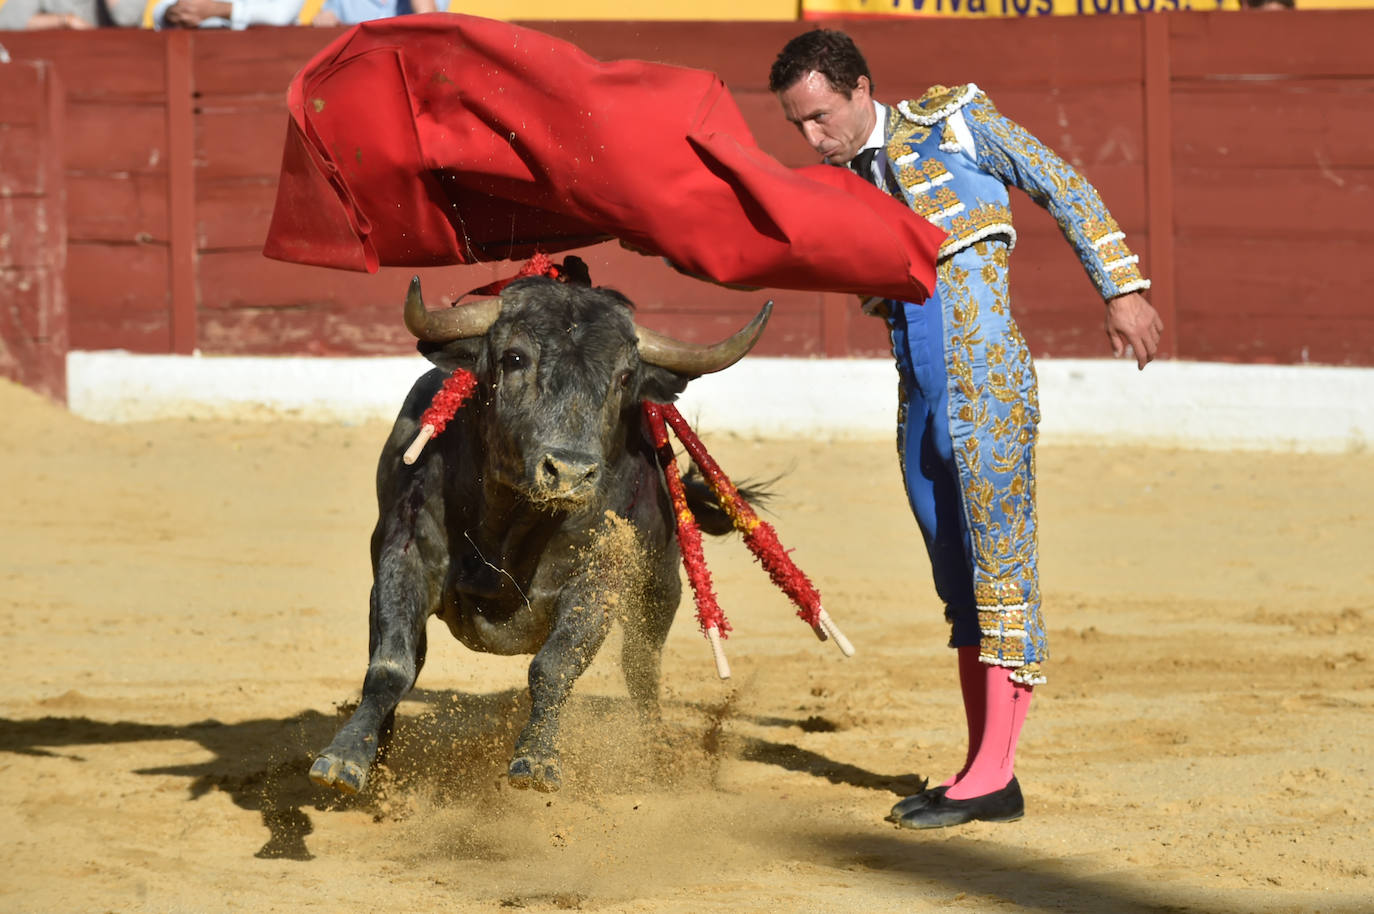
[508,755,562,792]
[309,753,369,795]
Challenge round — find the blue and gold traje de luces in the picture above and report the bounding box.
[881,84,1150,685]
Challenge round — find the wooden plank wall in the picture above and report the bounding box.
[0,60,67,399]
[2,10,1371,366]
[1166,11,1374,365]
[4,31,170,354]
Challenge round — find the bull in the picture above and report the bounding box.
[309,272,771,795]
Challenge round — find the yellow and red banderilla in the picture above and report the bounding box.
[644,401,854,680]
[403,368,479,465]
[643,401,733,679]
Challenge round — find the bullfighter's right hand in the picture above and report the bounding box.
[1104,292,1164,370]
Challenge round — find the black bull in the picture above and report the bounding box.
[309,276,772,794]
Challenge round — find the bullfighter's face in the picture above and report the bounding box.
[776,70,876,166]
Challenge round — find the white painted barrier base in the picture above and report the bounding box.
[67,351,1373,453]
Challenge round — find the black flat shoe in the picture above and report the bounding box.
[894,777,1024,830]
[887,785,949,821]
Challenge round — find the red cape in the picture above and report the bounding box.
[263,14,943,301]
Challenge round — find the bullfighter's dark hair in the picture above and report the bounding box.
[768,29,873,98]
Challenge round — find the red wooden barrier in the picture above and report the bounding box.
[0,60,67,400]
[2,11,1371,369]
[1167,11,1374,365]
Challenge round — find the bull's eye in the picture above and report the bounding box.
[617,369,632,389]
[500,348,528,373]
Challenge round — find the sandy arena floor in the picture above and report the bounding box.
[1,378,1370,913]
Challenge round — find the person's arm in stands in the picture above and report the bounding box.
[25,0,96,28]
[24,11,94,26]
[161,0,302,27]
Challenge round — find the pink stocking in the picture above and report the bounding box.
[945,662,1032,800]
[941,645,987,787]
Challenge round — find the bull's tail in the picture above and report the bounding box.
[681,464,778,537]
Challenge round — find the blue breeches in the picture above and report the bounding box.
[887,252,1048,684]
[888,297,983,650]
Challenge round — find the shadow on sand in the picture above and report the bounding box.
[0,687,924,863]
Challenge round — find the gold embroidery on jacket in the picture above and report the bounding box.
[898,158,952,195]
[940,202,1016,258]
[898,83,979,126]
[910,186,964,222]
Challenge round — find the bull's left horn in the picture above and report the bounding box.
[636,301,773,376]
[403,276,501,342]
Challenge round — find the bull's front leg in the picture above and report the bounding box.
[508,592,613,792]
[310,530,437,795]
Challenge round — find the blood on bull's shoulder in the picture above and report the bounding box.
[309,271,771,796]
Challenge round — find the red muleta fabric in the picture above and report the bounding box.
[262,13,944,301]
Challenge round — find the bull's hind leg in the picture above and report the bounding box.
[509,596,614,792]
[310,575,430,795]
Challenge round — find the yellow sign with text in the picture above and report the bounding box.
[802,0,1371,16]
[460,0,800,18]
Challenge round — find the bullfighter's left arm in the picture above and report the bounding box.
[958,93,1151,302]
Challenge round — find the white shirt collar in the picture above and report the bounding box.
[848,101,888,183]
[861,101,887,152]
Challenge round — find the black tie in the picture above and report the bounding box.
[851,147,879,185]
[851,147,902,198]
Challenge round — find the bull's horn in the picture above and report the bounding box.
[403,276,501,342]
[636,300,773,376]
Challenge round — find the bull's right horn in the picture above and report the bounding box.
[403,276,501,342]
[636,301,773,376]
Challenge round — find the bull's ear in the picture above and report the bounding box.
[417,339,482,375]
[637,364,691,404]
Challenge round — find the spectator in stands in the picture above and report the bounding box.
[99,0,146,24]
[0,0,96,28]
[311,0,440,26]
[147,0,439,28]
[147,0,307,28]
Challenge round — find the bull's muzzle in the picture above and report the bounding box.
[532,449,600,505]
